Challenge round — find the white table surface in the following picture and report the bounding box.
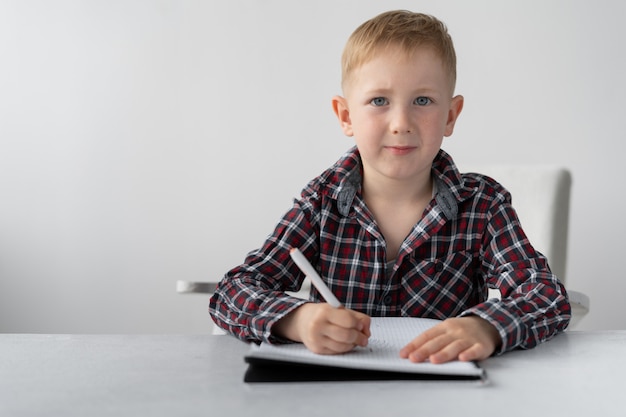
[1,331,624,417]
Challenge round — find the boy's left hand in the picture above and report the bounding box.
[399,316,501,364]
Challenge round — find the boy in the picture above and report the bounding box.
[209,10,570,364]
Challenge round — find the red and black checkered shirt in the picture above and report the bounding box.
[209,147,571,354]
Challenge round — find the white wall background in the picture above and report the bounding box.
[1,0,624,333]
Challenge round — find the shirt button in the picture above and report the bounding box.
[435,262,444,272]
[383,295,393,305]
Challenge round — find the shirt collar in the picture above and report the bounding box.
[331,147,476,219]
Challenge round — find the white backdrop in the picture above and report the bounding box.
[1,0,624,333]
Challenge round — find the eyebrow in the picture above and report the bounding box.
[361,87,442,96]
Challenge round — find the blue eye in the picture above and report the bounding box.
[370,97,388,106]
[415,96,431,106]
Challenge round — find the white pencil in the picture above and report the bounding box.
[289,248,342,308]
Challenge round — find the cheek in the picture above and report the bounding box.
[354,113,384,133]
[350,116,376,139]
[419,113,448,135]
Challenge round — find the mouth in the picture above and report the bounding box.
[385,145,417,156]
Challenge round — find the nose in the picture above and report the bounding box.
[390,106,413,134]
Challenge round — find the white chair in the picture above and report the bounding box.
[176,280,219,295]
[179,165,589,329]
[461,164,589,329]
[176,279,311,299]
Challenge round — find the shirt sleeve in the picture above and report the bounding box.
[459,195,571,354]
[209,199,318,344]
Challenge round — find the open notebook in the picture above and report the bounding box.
[244,317,485,382]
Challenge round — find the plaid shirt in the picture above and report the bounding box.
[209,147,570,354]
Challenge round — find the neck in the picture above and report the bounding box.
[362,171,433,206]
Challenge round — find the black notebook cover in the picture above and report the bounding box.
[244,356,484,382]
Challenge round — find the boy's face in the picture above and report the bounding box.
[333,46,463,187]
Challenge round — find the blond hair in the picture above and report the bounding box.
[341,10,457,93]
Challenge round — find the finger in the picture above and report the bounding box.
[311,336,359,355]
[405,333,454,363]
[326,309,371,344]
[427,339,472,364]
[302,320,356,354]
[399,336,426,358]
[399,326,446,359]
[324,323,369,347]
[457,343,491,362]
[358,314,372,338]
[327,308,367,331]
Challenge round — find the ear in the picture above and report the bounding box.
[443,95,464,137]
[332,95,354,137]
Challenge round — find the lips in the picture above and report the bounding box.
[385,145,416,156]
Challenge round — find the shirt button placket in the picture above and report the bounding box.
[376,293,393,314]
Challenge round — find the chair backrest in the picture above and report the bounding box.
[460,165,572,284]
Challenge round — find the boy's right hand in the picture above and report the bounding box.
[273,303,371,354]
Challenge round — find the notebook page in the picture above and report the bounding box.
[247,317,483,377]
